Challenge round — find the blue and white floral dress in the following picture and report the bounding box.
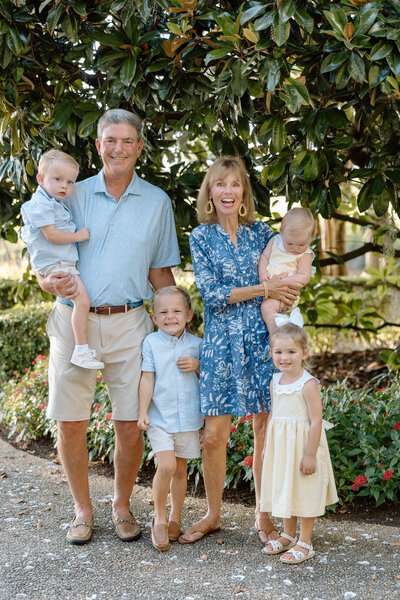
[190,221,275,417]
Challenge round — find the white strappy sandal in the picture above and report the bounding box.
[262,532,297,555]
[280,540,315,564]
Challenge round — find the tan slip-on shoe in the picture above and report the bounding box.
[112,511,141,541]
[66,515,93,545]
[151,518,169,551]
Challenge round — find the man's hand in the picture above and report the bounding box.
[138,414,150,431]
[177,357,200,372]
[36,271,79,299]
[75,227,90,242]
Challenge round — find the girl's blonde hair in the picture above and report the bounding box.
[197,156,256,225]
[151,285,192,312]
[270,323,309,356]
[38,149,79,176]
[281,207,315,237]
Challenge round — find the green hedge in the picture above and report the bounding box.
[1,356,399,508]
[0,279,17,310]
[0,303,52,381]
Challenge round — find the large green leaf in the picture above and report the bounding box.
[272,11,290,47]
[295,6,314,35]
[271,117,286,154]
[321,51,348,74]
[323,5,347,36]
[387,52,400,75]
[353,4,378,36]
[120,56,137,86]
[349,53,365,83]
[357,180,373,212]
[231,60,247,97]
[268,156,288,182]
[369,40,393,61]
[289,150,309,178]
[303,151,319,181]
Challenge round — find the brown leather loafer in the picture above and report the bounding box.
[112,511,141,542]
[66,515,93,545]
[151,518,169,551]
[168,521,181,541]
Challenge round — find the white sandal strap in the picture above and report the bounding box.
[281,532,297,544]
[267,539,284,551]
[297,540,313,551]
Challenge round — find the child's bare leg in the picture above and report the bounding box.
[261,298,285,335]
[169,457,188,525]
[153,451,177,526]
[264,516,297,552]
[281,516,314,560]
[71,275,91,345]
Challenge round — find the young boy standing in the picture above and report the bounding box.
[138,286,203,551]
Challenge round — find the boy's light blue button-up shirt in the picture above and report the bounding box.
[62,170,180,306]
[142,329,203,433]
[20,186,78,271]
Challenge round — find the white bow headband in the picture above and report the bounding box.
[274,307,304,328]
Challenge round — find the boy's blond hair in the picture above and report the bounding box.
[151,285,192,312]
[281,207,315,237]
[38,149,79,176]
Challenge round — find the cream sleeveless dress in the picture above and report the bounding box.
[260,370,338,519]
[266,235,315,309]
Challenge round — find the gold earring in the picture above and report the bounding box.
[206,199,214,214]
[238,202,247,218]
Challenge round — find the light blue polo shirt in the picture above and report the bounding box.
[20,186,78,271]
[63,170,181,306]
[142,329,203,433]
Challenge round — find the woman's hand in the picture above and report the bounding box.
[300,454,316,475]
[266,273,302,310]
[36,271,79,299]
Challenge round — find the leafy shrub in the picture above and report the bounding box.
[1,357,399,508]
[0,279,17,309]
[0,302,52,380]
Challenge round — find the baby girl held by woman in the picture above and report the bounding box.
[258,207,315,335]
[260,310,338,564]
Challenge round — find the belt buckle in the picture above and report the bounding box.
[96,304,113,315]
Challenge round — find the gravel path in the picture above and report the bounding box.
[1,437,399,600]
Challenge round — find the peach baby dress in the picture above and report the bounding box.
[260,370,338,519]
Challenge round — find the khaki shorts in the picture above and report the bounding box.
[38,261,79,276]
[147,426,200,459]
[46,302,153,421]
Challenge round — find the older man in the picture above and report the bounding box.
[38,109,180,544]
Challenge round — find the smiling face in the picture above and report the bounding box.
[152,292,193,338]
[280,226,313,255]
[271,335,308,377]
[209,169,244,222]
[95,122,144,179]
[37,161,78,201]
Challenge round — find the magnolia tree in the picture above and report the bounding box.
[0,0,399,339]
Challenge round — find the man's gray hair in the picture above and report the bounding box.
[97,109,143,141]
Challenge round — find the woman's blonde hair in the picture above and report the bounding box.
[270,323,310,356]
[197,156,256,225]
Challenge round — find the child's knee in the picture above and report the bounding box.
[157,456,176,478]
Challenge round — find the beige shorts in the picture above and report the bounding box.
[38,261,79,276]
[147,426,200,459]
[46,302,153,421]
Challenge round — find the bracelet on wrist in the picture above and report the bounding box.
[262,281,269,299]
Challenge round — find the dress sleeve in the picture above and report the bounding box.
[189,227,233,309]
[141,336,155,372]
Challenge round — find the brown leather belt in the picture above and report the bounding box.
[89,301,143,315]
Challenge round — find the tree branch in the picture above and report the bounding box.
[319,243,400,266]
[306,321,400,332]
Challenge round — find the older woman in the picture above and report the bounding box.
[179,156,302,544]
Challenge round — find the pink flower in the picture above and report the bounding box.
[230,425,237,433]
[38,404,44,410]
[105,413,112,421]
[237,445,243,451]
[243,456,253,467]
[94,403,100,413]
[237,417,246,424]
[383,470,394,481]
[394,422,400,431]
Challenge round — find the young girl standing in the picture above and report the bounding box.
[260,311,338,563]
